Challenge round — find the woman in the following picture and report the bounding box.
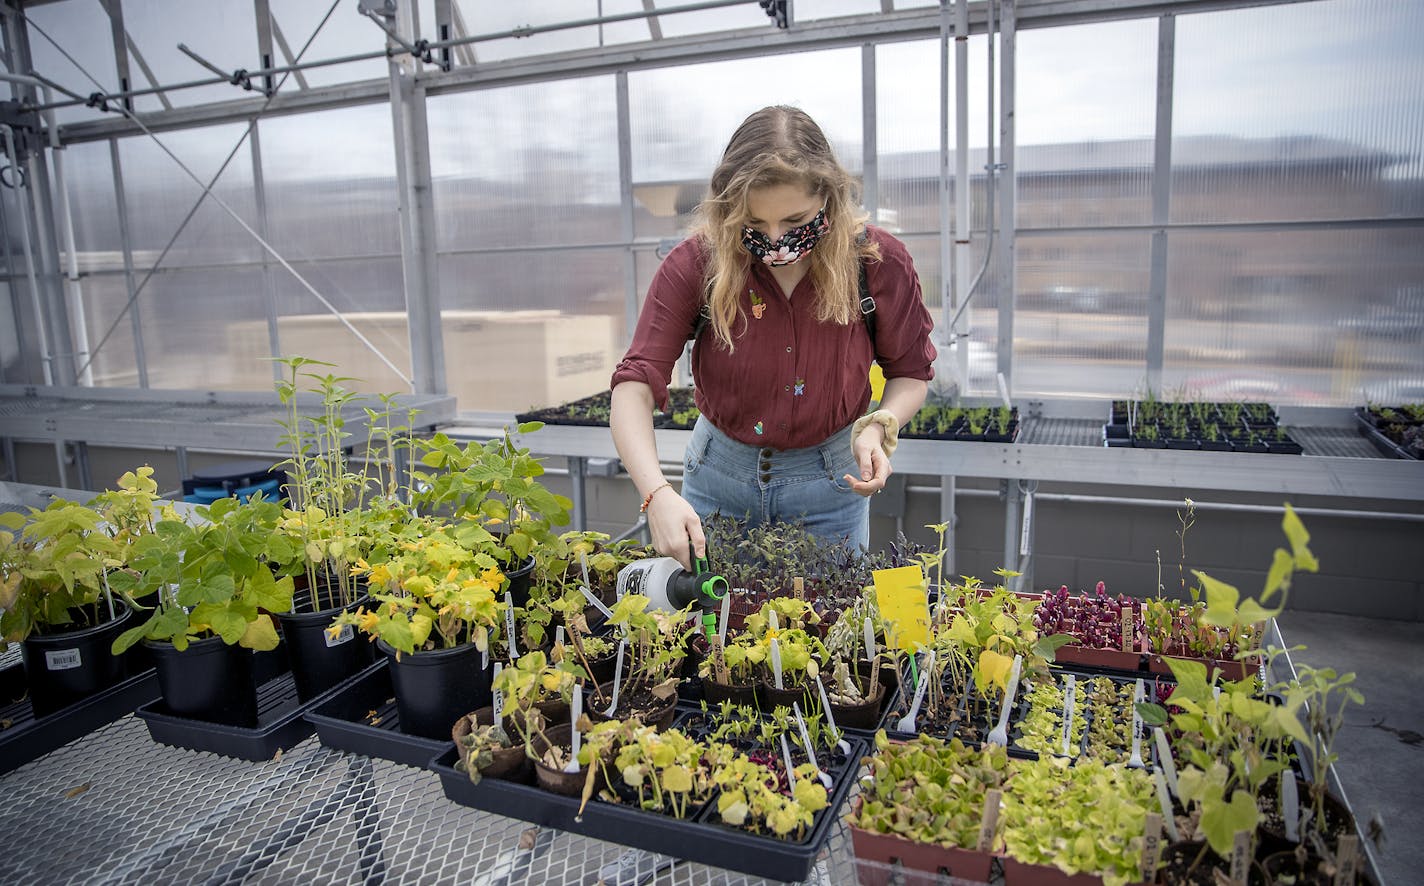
[610,106,936,569]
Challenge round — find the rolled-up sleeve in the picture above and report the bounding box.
[610,238,706,411]
[868,230,937,381]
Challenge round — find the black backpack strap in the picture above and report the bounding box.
[858,260,877,353]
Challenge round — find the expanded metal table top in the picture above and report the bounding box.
[0,715,865,886]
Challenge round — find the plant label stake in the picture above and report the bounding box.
[814,674,851,754]
[603,638,627,717]
[504,594,519,661]
[1153,769,1180,842]
[769,638,785,690]
[1153,727,1179,795]
[779,734,797,789]
[1281,770,1300,842]
[1120,605,1133,653]
[101,571,116,620]
[1334,835,1359,886]
[1228,830,1251,885]
[1127,678,1145,768]
[895,649,935,733]
[492,662,504,720]
[862,617,879,699]
[1139,813,1163,883]
[1060,675,1077,757]
[709,634,730,684]
[793,576,804,601]
[976,789,1002,853]
[791,702,832,789]
[768,609,779,632]
[564,687,583,773]
[986,654,1023,747]
[555,625,565,649]
[717,593,731,645]
[577,552,616,621]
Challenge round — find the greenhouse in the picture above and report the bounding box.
[1,1,1420,884]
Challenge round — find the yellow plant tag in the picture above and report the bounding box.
[868,362,886,403]
[873,565,929,652]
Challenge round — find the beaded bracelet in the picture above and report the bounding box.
[640,482,673,513]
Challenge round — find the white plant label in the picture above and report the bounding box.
[45,649,82,671]
[790,702,826,786]
[1154,769,1180,842]
[1282,770,1300,842]
[324,624,354,648]
[767,609,779,632]
[1228,830,1251,885]
[1060,676,1077,757]
[717,594,732,644]
[1154,727,1179,795]
[1140,813,1163,882]
[1334,835,1359,886]
[793,577,804,600]
[492,662,504,719]
[579,584,615,620]
[779,734,797,789]
[814,674,846,749]
[555,625,565,648]
[504,596,519,661]
[769,638,785,690]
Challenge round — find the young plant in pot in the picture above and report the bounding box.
[696,628,759,708]
[332,518,507,740]
[818,595,889,729]
[709,749,829,842]
[740,597,825,711]
[584,593,690,730]
[412,422,573,609]
[491,647,581,736]
[601,724,728,818]
[1,481,136,717]
[109,495,293,727]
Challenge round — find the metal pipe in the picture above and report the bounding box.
[0,124,53,384]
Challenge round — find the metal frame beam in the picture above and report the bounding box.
[1146,12,1175,394]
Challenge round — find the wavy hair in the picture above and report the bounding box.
[691,106,878,350]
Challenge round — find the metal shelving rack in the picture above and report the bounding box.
[0,384,458,490]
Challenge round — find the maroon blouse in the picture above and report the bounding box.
[611,226,937,451]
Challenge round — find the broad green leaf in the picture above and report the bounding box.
[1200,789,1260,859]
[380,615,415,654]
[1195,571,1240,628]
[1281,505,1318,572]
[1136,702,1169,727]
[1165,657,1210,702]
[240,614,281,651]
[192,602,247,644]
[1262,548,1293,603]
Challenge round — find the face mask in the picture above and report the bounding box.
[741,207,830,267]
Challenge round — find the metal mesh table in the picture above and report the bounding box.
[0,715,867,886]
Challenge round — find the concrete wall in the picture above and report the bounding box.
[7,442,1420,621]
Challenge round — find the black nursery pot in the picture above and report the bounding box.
[378,639,493,741]
[21,606,135,718]
[504,555,537,610]
[275,590,375,703]
[145,634,258,728]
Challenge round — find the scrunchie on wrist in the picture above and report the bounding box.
[852,409,900,459]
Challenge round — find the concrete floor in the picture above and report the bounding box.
[1274,610,1422,886]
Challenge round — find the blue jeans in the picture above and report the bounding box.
[680,416,869,552]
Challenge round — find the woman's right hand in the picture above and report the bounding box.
[646,490,705,571]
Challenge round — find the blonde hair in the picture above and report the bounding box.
[692,106,878,350]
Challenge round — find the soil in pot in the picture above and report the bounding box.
[1257,781,1356,860]
[702,675,758,708]
[584,680,677,730]
[452,705,533,783]
[1158,840,1268,886]
[275,586,375,703]
[827,674,887,730]
[883,686,964,739]
[21,605,135,718]
[1261,848,1349,886]
[379,639,493,741]
[758,679,814,714]
[145,634,258,728]
[531,722,601,797]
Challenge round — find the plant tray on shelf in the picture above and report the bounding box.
[304,660,452,767]
[135,669,315,761]
[429,730,866,884]
[0,662,160,775]
[515,390,672,429]
[1353,407,1422,460]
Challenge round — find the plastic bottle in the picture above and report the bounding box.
[615,545,728,614]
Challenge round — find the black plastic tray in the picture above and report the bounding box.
[0,663,161,775]
[1353,409,1419,460]
[430,733,864,883]
[135,670,315,761]
[304,660,452,768]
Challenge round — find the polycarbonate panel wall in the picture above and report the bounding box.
[430,78,620,251]
[1173,0,1424,224]
[627,49,864,242]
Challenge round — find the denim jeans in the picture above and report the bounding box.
[680,416,869,552]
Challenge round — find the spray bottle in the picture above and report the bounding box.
[616,543,728,639]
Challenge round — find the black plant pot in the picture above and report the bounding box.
[378,638,493,741]
[275,591,375,703]
[20,606,136,718]
[504,555,536,609]
[144,635,258,728]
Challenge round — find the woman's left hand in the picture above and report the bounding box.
[845,424,892,496]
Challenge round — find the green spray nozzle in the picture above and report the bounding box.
[688,542,727,606]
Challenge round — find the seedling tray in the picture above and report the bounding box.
[0,663,160,775]
[304,660,452,767]
[1353,409,1420,460]
[135,670,314,761]
[430,732,865,883]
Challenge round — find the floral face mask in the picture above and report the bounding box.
[741,207,830,267]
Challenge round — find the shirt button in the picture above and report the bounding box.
[785,346,792,353]
[784,385,790,392]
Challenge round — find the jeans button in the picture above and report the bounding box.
[759,473,771,483]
